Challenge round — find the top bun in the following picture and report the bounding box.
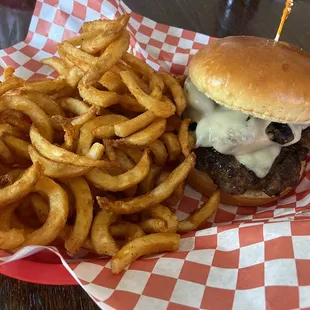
[189,36,310,124]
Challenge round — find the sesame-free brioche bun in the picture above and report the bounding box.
[189,36,310,124]
[187,160,306,207]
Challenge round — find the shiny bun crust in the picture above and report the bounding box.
[187,161,306,207]
[189,36,310,124]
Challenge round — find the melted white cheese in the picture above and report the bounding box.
[184,77,306,178]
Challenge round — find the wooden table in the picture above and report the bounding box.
[1,0,309,309]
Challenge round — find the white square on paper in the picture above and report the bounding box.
[153,258,184,278]
[96,302,115,310]
[135,32,151,45]
[178,237,195,252]
[233,287,266,310]
[33,50,53,62]
[13,41,27,50]
[239,242,264,268]
[292,236,310,259]
[66,15,83,32]
[14,67,34,80]
[75,0,87,5]
[40,3,57,22]
[195,226,217,237]
[217,228,240,251]
[184,185,202,201]
[135,296,169,310]
[186,249,215,266]
[59,1,73,15]
[37,65,55,76]
[29,33,49,50]
[194,33,210,44]
[297,192,310,207]
[73,262,104,282]
[167,27,183,37]
[207,266,238,289]
[274,208,295,218]
[29,16,39,33]
[84,283,113,301]
[162,43,176,53]
[86,7,101,22]
[142,17,156,29]
[100,3,116,19]
[116,270,150,294]
[173,53,189,66]
[130,18,140,31]
[151,29,167,42]
[299,286,310,309]
[9,51,30,66]
[263,222,291,241]
[170,279,205,308]
[179,38,194,49]
[49,24,65,43]
[265,259,298,286]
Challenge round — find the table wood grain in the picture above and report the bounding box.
[1,0,310,309]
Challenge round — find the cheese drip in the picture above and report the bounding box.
[184,78,306,178]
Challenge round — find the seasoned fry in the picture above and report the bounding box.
[30,193,49,224]
[111,118,167,147]
[60,177,93,254]
[83,30,130,84]
[0,140,14,165]
[24,78,67,95]
[78,80,120,108]
[58,97,90,116]
[119,146,143,164]
[58,41,96,71]
[91,209,118,256]
[160,72,186,115]
[14,177,69,249]
[30,126,113,168]
[19,89,65,117]
[120,71,175,118]
[41,57,70,77]
[103,141,116,161]
[0,110,31,134]
[92,115,128,139]
[29,143,104,179]
[0,203,18,230]
[3,67,15,80]
[0,77,23,96]
[0,229,26,250]
[1,95,53,142]
[149,140,168,166]
[119,94,146,113]
[82,13,130,33]
[97,153,196,214]
[110,222,145,242]
[178,118,192,157]
[77,114,127,155]
[122,52,153,79]
[86,149,151,191]
[114,110,157,137]
[82,31,121,54]
[3,135,30,160]
[138,164,162,194]
[160,132,181,161]
[111,233,180,274]
[99,71,128,93]
[0,163,41,208]
[66,66,84,88]
[178,191,220,234]
[141,204,178,233]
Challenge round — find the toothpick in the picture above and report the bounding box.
[274,0,294,42]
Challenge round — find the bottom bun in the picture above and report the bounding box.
[187,161,306,207]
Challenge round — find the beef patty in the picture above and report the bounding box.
[194,143,308,197]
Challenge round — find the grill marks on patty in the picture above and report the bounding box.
[194,143,308,197]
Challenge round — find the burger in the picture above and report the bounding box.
[185,36,310,206]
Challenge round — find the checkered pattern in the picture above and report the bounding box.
[1,0,310,309]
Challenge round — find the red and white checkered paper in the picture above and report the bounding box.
[1,0,310,309]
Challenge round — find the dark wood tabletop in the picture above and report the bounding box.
[1,0,310,309]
